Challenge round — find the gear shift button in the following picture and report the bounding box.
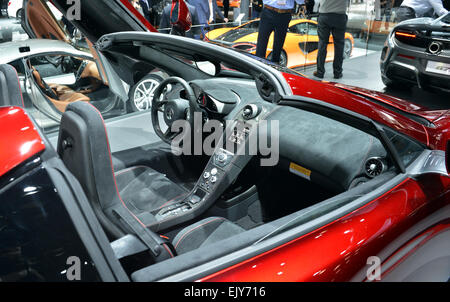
[189,195,201,204]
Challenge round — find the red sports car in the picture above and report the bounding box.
[0,0,449,282]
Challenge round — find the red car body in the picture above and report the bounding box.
[197,74,450,282]
[1,0,449,282]
[0,106,45,178]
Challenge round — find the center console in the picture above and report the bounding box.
[147,103,270,232]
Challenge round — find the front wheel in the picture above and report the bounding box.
[128,74,163,112]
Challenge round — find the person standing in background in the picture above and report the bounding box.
[223,0,230,19]
[139,0,153,23]
[380,0,394,30]
[314,0,349,80]
[211,0,229,23]
[252,0,263,19]
[190,0,214,36]
[159,0,202,38]
[305,0,315,16]
[255,0,305,64]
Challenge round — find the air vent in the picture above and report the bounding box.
[364,157,386,178]
[242,104,261,120]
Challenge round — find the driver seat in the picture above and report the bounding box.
[31,66,90,112]
[57,101,244,256]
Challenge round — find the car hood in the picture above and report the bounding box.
[394,13,450,32]
[330,82,450,124]
[215,27,258,42]
[22,0,155,44]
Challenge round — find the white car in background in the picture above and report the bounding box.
[7,0,22,18]
[7,0,62,19]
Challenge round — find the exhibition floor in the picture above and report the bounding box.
[297,51,450,110]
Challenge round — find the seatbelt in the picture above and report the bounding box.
[112,206,175,262]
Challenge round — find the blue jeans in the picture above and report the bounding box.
[252,9,261,19]
[255,8,291,63]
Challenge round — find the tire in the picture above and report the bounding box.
[128,74,164,112]
[268,50,288,67]
[343,39,353,59]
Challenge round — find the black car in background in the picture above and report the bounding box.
[380,13,450,92]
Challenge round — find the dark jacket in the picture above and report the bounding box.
[139,0,153,21]
[252,0,263,12]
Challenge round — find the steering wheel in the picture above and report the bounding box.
[44,55,63,67]
[151,77,200,144]
[61,57,77,74]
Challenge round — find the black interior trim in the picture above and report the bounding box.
[280,98,409,174]
[46,163,130,281]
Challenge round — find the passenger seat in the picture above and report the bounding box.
[31,66,90,112]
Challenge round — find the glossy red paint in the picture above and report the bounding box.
[282,73,440,148]
[427,116,450,151]
[119,0,157,32]
[0,107,45,178]
[200,175,450,282]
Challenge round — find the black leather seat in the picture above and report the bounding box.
[0,64,25,107]
[57,101,243,256]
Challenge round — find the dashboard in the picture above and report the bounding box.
[147,76,413,230]
[171,77,393,192]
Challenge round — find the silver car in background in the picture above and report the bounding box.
[0,39,97,130]
[380,13,450,92]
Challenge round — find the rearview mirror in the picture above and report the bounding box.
[196,61,220,76]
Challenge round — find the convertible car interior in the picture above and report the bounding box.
[0,32,426,281]
[11,55,114,119]
[27,55,112,113]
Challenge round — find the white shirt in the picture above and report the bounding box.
[401,0,448,17]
